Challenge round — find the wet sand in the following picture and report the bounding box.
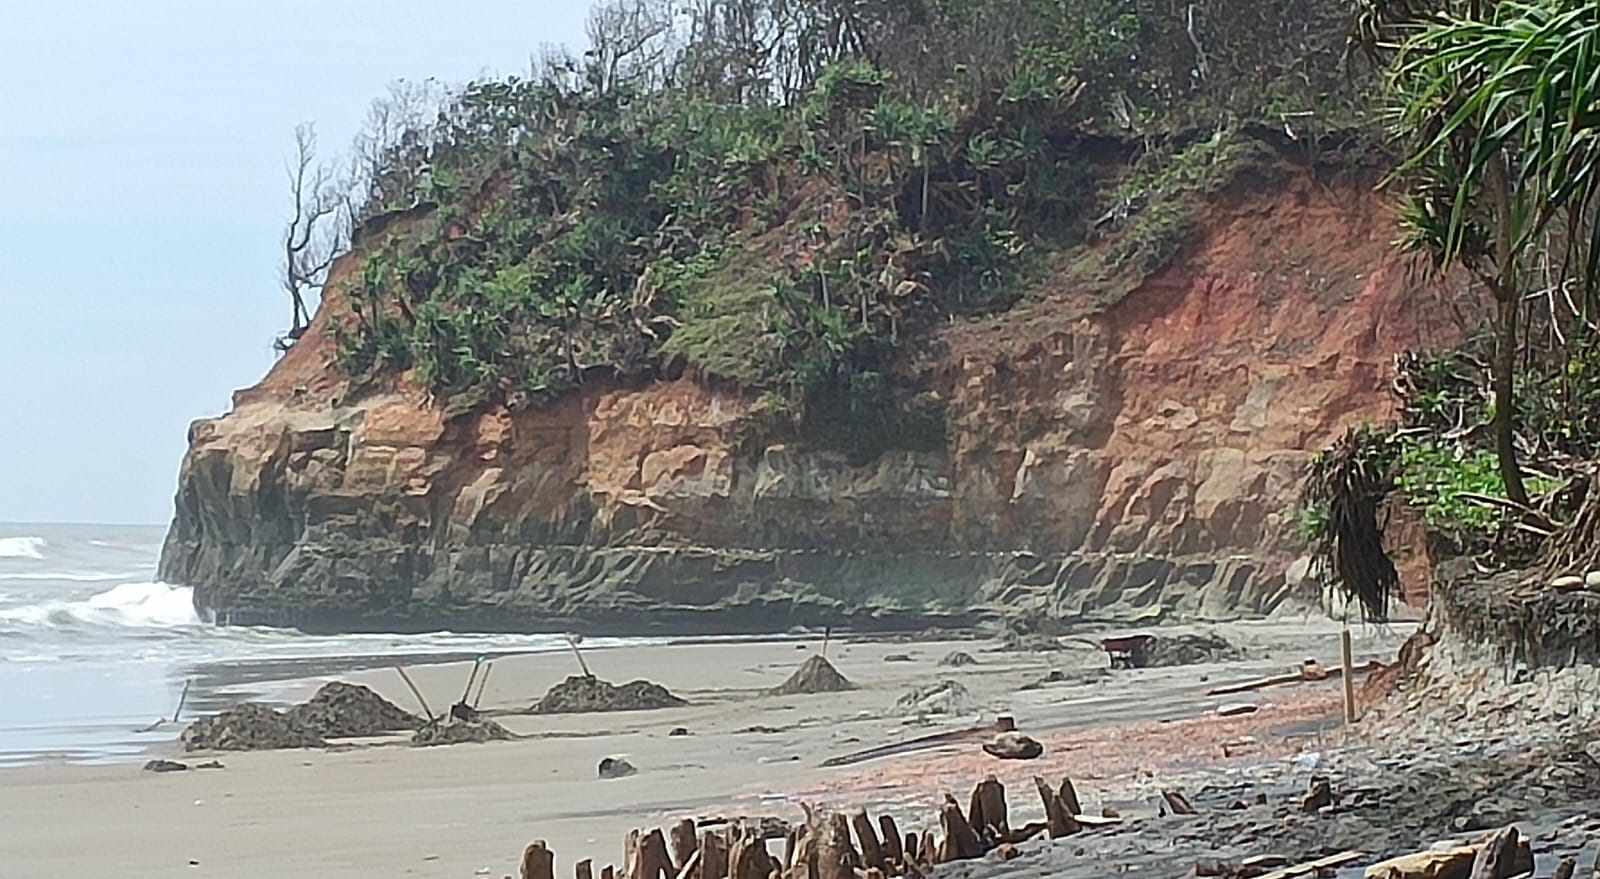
[0,619,1411,878]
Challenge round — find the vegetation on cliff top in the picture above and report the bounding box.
[279,0,1372,443]
[1303,0,1600,615]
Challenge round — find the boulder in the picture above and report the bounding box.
[180,703,326,752]
[983,732,1043,760]
[532,675,688,714]
[772,655,856,695]
[143,759,189,773]
[286,681,421,738]
[598,757,638,779]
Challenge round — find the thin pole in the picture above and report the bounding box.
[171,677,193,723]
[460,657,483,705]
[473,662,493,709]
[395,665,435,722]
[1340,626,1357,725]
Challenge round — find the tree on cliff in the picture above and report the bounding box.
[1362,0,1600,508]
[278,123,346,349]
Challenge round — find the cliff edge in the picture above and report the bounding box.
[159,165,1456,634]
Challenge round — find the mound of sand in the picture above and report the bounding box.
[181,703,327,752]
[411,718,513,746]
[287,682,421,738]
[532,675,688,714]
[1144,632,1243,667]
[772,655,855,695]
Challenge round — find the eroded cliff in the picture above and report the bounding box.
[160,165,1457,633]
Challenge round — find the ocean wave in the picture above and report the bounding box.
[0,582,199,629]
[0,571,150,582]
[0,537,46,560]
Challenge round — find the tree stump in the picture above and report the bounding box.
[851,810,885,872]
[878,815,904,868]
[1468,826,1520,879]
[1058,777,1082,817]
[576,859,593,879]
[968,775,1009,840]
[730,825,777,879]
[937,794,983,863]
[1034,776,1080,838]
[625,829,672,879]
[669,819,698,874]
[522,841,555,879]
[816,813,860,879]
[695,830,727,879]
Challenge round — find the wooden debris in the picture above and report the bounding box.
[1034,776,1081,837]
[937,794,983,863]
[672,850,700,879]
[522,841,555,879]
[1555,857,1577,879]
[1207,660,1381,696]
[851,810,885,873]
[1300,777,1333,813]
[1257,851,1363,879]
[968,775,1009,840]
[1160,789,1196,816]
[601,866,615,879]
[917,829,937,867]
[576,859,593,879]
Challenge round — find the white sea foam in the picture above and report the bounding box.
[0,582,199,628]
[0,537,46,560]
[0,571,148,582]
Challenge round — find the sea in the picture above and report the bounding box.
[0,522,650,765]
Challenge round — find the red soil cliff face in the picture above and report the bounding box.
[159,169,1458,633]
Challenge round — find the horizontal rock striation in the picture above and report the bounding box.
[160,170,1458,634]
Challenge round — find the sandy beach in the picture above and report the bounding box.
[0,620,1411,878]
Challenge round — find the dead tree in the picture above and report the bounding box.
[280,123,345,349]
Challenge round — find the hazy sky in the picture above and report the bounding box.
[1,2,590,524]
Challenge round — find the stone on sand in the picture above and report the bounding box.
[983,732,1043,760]
[598,757,637,779]
[939,651,978,667]
[532,675,688,714]
[286,681,422,738]
[771,655,856,695]
[180,703,327,752]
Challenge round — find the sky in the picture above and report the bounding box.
[0,1,591,525]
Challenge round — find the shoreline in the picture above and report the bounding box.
[0,618,1410,878]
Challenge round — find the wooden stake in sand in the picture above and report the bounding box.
[521,840,555,879]
[1340,627,1357,725]
[473,661,494,708]
[394,665,435,722]
[171,677,193,723]
[567,634,593,678]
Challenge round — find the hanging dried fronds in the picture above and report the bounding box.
[1302,426,1401,622]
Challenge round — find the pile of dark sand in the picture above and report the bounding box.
[532,675,688,714]
[181,703,327,752]
[1143,632,1243,667]
[286,682,421,738]
[411,718,514,746]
